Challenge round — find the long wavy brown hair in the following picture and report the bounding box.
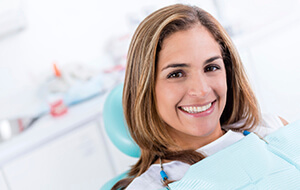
[113,4,261,189]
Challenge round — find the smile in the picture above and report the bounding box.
[179,101,214,114]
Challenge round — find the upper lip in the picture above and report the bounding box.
[178,100,216,108]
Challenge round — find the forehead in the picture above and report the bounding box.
[157,24,221,68]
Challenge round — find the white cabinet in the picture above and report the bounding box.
[0,95,137,189]
[0,170,9,190]
[2,122,112,190]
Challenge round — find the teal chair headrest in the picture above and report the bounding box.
[103,84,141,158]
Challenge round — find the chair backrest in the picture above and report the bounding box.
[101,84,141,190]
[103,83,140,157]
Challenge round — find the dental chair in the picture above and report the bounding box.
[100,84,140,190]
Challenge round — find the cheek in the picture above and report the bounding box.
[155,82,182,114]
[218,72,227,95]
[218,74,228,107]
[155,83,167,116]
[220,79,227,96]
[211,73,227,101]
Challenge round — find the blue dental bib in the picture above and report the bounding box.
[164,120,300,190]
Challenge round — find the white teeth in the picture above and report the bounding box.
[181,103,212,113]
[193,107,197,112]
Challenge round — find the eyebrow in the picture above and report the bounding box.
[161,63,189,71]
[161,55,222,71]
[204,56,222,65]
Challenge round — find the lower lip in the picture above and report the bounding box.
[179,101,216,117]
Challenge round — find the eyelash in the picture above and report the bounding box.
[204,64,221,72]
[167,70,185,79]
[166,64,221,79]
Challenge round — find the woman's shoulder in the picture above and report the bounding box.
[253,113,286,137]
[126,161,190,190]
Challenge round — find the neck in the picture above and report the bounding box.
[171,126,225,150]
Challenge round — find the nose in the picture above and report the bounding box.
[187,74,210,97]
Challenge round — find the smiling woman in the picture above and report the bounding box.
[155,25,227,150]
[112,4,288,190]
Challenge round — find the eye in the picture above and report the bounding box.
[167,70,185,79]
[204,64,220,72]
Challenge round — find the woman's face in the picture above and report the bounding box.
[155,24,227,149]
